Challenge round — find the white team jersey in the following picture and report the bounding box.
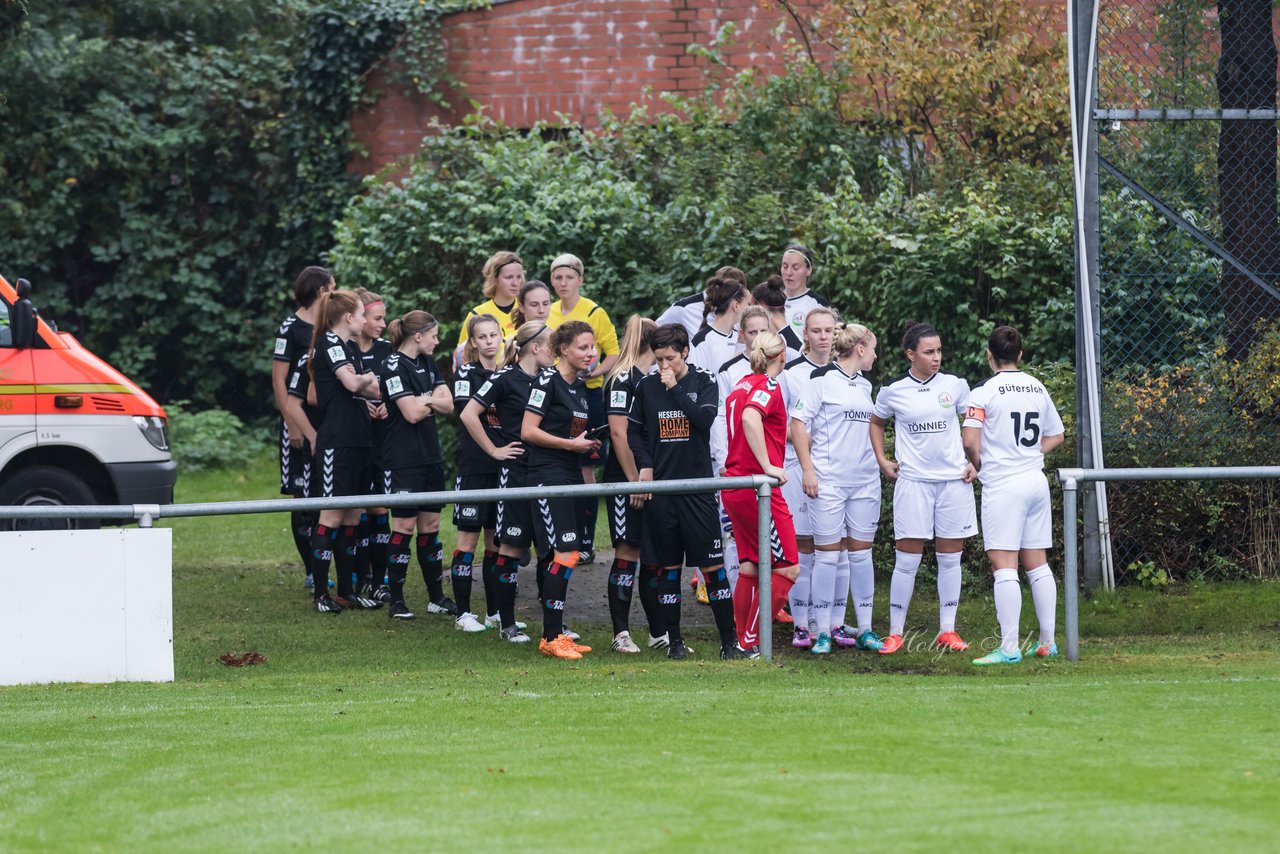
[711,353,752,468]
[789,363,877,486]
[962,369,1064,485]
[784,290,830,336]
[873,370,970,482]
[689,324,741,376]
[656,290,709,337]
[779,355,824,467]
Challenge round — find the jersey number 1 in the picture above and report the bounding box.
[1011,411,1040,447]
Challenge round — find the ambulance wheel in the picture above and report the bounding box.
[0,466,100,531]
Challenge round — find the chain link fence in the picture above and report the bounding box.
[1095,0,1280,581]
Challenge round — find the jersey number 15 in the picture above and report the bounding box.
[1010,411,1040,447]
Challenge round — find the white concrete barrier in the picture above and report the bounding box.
[0,529,173,685]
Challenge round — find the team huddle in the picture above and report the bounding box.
[271,246,1065,665]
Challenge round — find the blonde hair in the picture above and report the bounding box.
[606,314,657,386]
[481,251,523,299]
[739,305,769,329]
[802,306,841,356]
[833,322,873,358]
[748,331,786,373]
[353,287,383,308]
[501,320,551,368]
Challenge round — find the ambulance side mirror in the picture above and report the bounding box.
[11,277,38,349]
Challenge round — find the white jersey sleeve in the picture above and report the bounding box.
[875,371,969,482]
[964,370,1064,484]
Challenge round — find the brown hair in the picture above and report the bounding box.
[703,274,748,319]
[387,310,439,350]
[989,325,1022,364]
[511,279,551,327]
[461,313,503,365]
[482,251,524,300]
[307,289,362,378]
[293,265,333,309]
[550,319,594,357]
[751,275,787,311]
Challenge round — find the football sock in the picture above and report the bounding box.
[369,513,391,586]
[309,523,336,599]
[536,551,553,604]
[770,572,796,619]
[450,550,475,615]
[417,532,445,602]
[387,532,411,603]
[992,568,1022,655]
[290,510,315,577]
[889,549,923,636]
[789,550,813,630]
[658,569,683,643]
[607,558,637,635]
[481,549,500,617]
[335,525,359,598]
[541,561,573,641]
[810,549,839,636]
[355,513,371,588]
[494,554,520,630]
[937,551,963,633]
[723,536,740,590]
[849,549,876,633]
[732,573,760,648]
[1026,564,1057,644]
[703,567,737,647]
[831,549,851,628]
[638,564,666,638]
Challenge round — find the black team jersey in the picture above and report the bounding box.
[469,364,536,471]
[626,365,718,480]
[603,366,645,482]
[359,339,392,460]
[275,313,319,431]
[378,350,446,469]
[311,332,371,449]
[453,361,500,476]
[524,366,591,473]
[285,351,321,429]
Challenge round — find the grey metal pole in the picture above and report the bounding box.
[1063,477,1080,662]
[757,480,772,662]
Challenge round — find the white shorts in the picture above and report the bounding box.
[980,471,1053,551]
[892,477,976,541]
[809,481,881,546]
[780,463,813,538]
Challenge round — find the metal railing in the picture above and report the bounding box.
[0,474,784,660]
[1057,466,1280,663]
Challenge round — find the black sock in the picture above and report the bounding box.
[541,560,573,640]
[417,532,445,602]
[495,554,520,630]
[369,513,390,586]
[336,526,359,597]
[291,510,315,577]
[536,551,553,604]
[309,524,335,598]
[638,564,665,638]
[704,566,737,648]
[658,568,682,643]
[387,532,411,603]
[579,496,597,552]
[482,549,499,616]
[607,558,636,635]
[450,550,475,615]
[355,513,371,588]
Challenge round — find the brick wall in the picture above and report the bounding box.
[350,0,829,176]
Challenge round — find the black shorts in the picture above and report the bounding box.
[531,465,584,554]
[495,466,537,549]
[279,420,313,497]
[312,447,371,500]
[453,473,499,532]
[384,463,446,518]
[641,492,724,568]
[605,479,644,547]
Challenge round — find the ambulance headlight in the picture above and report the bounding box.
[133,416,170,451]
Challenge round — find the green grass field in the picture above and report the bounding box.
[1,460,1278,851]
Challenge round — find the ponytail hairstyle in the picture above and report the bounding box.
[501,320,551,368]
[606,314,657,386]
[748,331,787,374]
[901,319,939,353]
[715,265,747,285]
[307,289,362,377]
[550,319,594,357]
[293,265,333,309]
[387,310,439,350]
[481,250,524,299]
[751,275,787,312]
[511,279,552,327]
[461,313,503,365]
[703,273,748,319]
[988,325,1022,365]
[833,322,873,358]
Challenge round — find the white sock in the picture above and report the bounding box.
[888,550,922,636]
[936,551,963,633]
[723,537,740,591]
[790,550,814,629]
[992,568,1022,655]
[830,549,850,628]
[810,550,839,635]
[849,549,875,633]
[1026,564,1056,644]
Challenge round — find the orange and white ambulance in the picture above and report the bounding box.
[0,273,175,528]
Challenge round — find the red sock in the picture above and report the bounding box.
[770,572,795,618]
[733,574,760,648]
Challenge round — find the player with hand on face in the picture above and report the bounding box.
[963,326,1066,665]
